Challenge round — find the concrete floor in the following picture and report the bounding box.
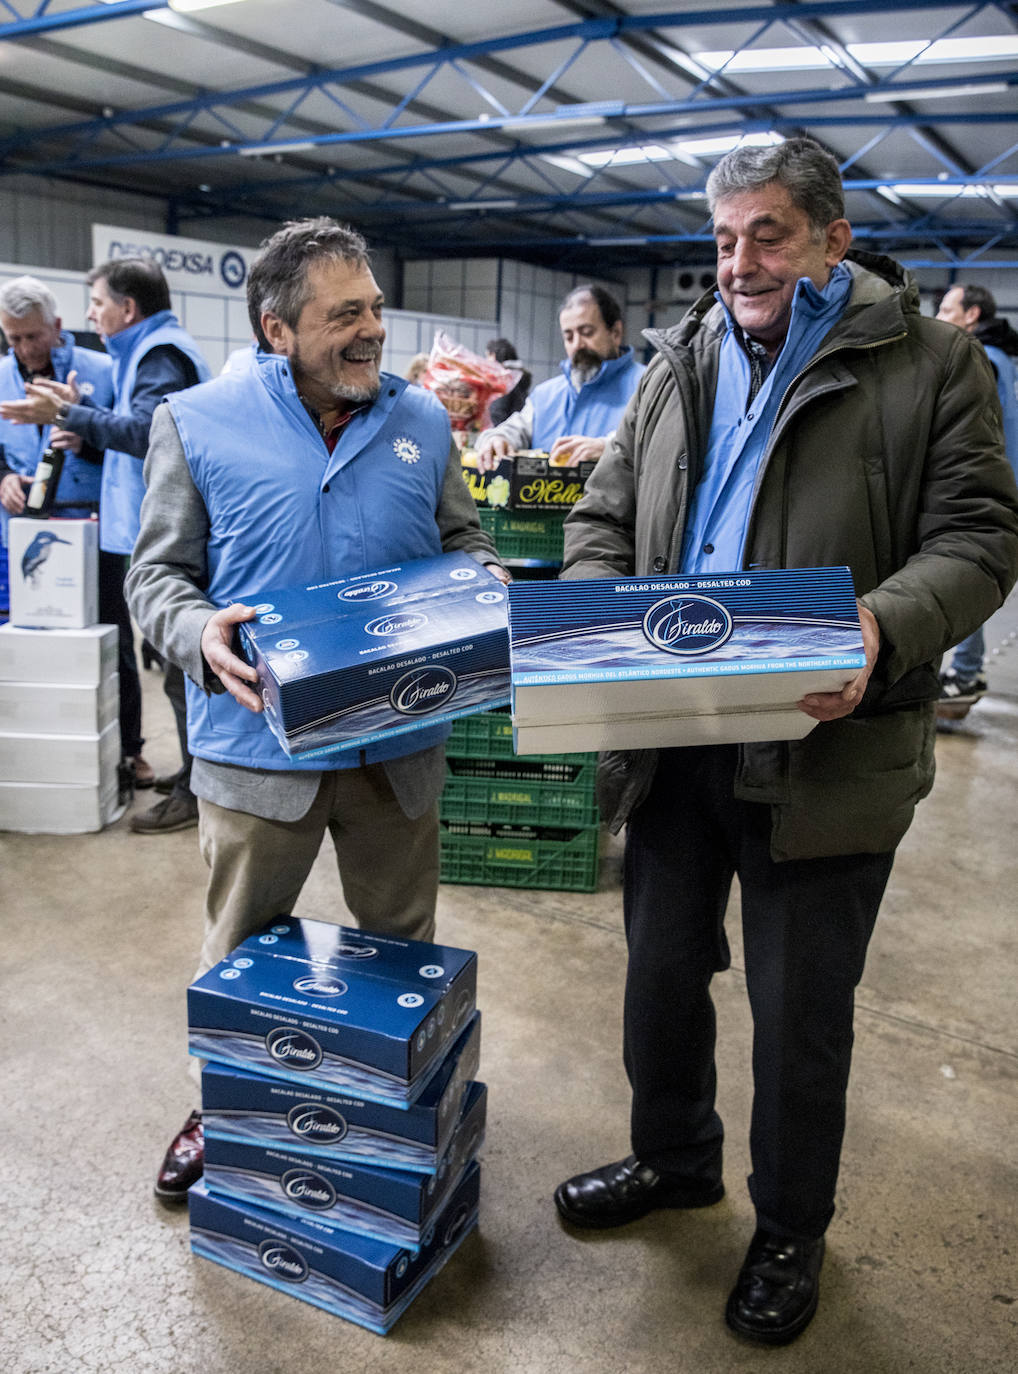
[2,598,1017,1374]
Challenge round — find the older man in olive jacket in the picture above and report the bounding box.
[553,139,1018,1348]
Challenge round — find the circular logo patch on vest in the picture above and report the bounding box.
[393,435,421,464]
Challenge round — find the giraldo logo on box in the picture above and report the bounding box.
[642,595,733,656]
[266,1027,324,1071]
[390,665,457,715]
[287,1102,349,1145]
[258,1240,309,1282]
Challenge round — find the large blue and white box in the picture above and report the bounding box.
[188,1160,480,1335]
[7,517,98,629]
[509,567,866,753]
[237,552,510,758]
[203,1081,486,1250]
[201,1011,481,1173]
[188,919,477,1106]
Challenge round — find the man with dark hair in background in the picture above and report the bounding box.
[124,217,506,1205]
[475,284,644,469]
[1,257,212,827]
[485,337,531,427]
[935,282,1018,708]
[553,138,1018,1346]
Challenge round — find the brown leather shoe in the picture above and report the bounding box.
[154,1110,204,1205]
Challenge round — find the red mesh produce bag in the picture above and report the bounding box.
[421,330,513,431]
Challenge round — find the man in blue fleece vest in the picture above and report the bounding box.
[475,284,644,470]
[125,218,506,1205]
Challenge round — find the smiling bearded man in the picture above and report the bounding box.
[124,217,508,1209]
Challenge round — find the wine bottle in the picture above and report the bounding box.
[24,446,64,519]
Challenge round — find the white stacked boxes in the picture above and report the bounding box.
[0,622,124,833]
[189,918,486,1334]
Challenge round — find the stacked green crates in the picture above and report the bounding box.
[477,508,565,566]
[440,710,600,892]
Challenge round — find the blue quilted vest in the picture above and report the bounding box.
[530,346,645,450]
[100,311,211,554]
[0,333,113,543]
[167,354,456,771]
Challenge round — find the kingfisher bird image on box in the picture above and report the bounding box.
[508,566,866,753]
[237,552,510,758]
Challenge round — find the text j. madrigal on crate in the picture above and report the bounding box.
[236,551,510,760]
[508,566,866,753]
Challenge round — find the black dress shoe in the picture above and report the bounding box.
[154,1110,204,1205]
[554,1154,724,1229]
[725,1229,825,1345]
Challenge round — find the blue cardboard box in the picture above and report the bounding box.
[201,1011,481,1173]
[188,1160,480,1335]
[237,552,510,758]
[203,1081,486,1250]
[509,567,866,753]
[188,921,477,1106]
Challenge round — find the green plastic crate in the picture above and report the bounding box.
[446,710,592,767]
[440,770,598,827]
[479,507,565,564]
[439,822,600,892]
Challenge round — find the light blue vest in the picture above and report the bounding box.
[100,311,211,554]
[0,333,113,544]
[167,355,456,772]
[984,344,1018,478]
[530,346,645,450]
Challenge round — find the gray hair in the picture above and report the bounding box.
[706,138,846,238]
[0,274,59,323]
[247,217,371,350]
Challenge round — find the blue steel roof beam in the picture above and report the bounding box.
[9,64,1017,178]
[170,109,1018,220]
[0,0,166,42]
[0,2,997,157]
[249,177,1018,230]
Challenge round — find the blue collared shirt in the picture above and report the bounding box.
[679,264,853,574]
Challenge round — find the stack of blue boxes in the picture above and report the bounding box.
[186,917,486,1335]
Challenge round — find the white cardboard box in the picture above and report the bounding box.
[0,674,119,735]
[509,567,866,753]
[0,777,126,834]
[0,719,119,786]
[0,623,118,686]
[8,517,99,629]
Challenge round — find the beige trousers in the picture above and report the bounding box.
[194,764,440,979]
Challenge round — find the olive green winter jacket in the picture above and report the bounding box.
[561,249,1018,860]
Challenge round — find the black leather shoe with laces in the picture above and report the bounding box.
[554,1154,724,1229]
[725,1229,825,1345]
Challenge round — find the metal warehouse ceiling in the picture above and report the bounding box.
[1,0,1017,272]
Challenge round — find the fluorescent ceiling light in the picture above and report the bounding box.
[695,35,1018,73]
[447,199,518,211]
[168,0,250,11]
[579,144,673,168]
[588,237,649,246]
[673,131,783,158]
[864,82,1009,103]
[238,139,315,156]
[886,183,990,198]
[502,115,606,132]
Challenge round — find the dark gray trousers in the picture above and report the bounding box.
[622,744,893,1240]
